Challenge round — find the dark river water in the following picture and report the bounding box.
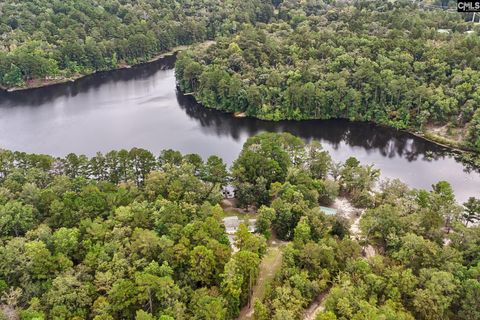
[0,55,478,202]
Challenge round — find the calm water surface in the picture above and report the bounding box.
[0,55,478,202]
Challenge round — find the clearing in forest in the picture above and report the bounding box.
[237,240,285,319]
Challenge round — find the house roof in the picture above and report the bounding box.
[223,216,239,228]
[222,216,257,232]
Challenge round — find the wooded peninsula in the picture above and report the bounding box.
[0,0,479,319]
[1,0,479,153]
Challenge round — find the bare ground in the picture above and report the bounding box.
[333,197,377,258]
[425,123,465,144]
[0,306,19,320]
[303,198,378,319]
[332,197,365,239]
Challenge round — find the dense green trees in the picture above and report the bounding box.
[0,133,478,319]
[0,0,276,88]
[230,134,479,320]
[255,181,479,320]
[308,176,479,320]
[176,1,480,152]
[466,109,480,150]
[0,147,240,319]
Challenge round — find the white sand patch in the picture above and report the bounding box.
[332,197,365,238]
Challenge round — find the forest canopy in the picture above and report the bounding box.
[175,1,480,152]
[0,0,274,88]
[2,0,479,152]
[0,132,479,319]
[1,1,479,319]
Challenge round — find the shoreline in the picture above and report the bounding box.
[407,130,468,154]
[0,41,215,93]
[188,93,477,157]
[1,52,178,93]
[2,43,477,161]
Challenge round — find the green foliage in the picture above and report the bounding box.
[177,1,480,152]
[340,157,380,200]
[0,146,238,319]
[466,109,480,151]
[0,133,478,320]
[189,288,227,320]
[255,206,276,239]
[0,0,276,88]
[232,133,294,199]
[463,197,480,225]
[0,200,35,236]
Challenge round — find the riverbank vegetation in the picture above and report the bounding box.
[2,0,479,156]
[0,132,479,319]
[0,0,274,89]
[175,1,480,153]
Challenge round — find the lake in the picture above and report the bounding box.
[0,55,478,202]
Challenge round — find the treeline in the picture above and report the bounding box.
[227,133,479,319]
[176,0,480,152]
[0,0,275,88]
[255,178,480,319]
[0,134,333,319]
[0,132,479,319]
[320,180,480,320]
[0,133,377,319]
[0,148,227,188]
[0,145,262,319]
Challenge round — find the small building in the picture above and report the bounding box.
[222,216,257,234]
[222,216,257,251]
[320,206,337,216]
[223,216,240,234]
[221,185,236,199]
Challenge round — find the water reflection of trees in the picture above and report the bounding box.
[0,55,176,108]
[2,53,475,173]
[176,90,452,163]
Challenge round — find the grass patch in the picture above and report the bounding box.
[423,131,468,150]
[221,208,255,221]
[252,246,284,303]
[238,243,285,319]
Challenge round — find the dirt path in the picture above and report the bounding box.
[350,214,362,239]
[303,287,331,320]
[237,241,285,319]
